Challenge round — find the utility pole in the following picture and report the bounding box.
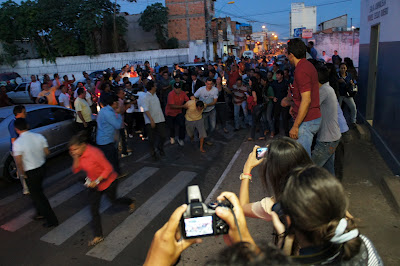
[204,0,210,62]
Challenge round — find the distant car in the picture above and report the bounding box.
[0,105,77,181]
[0,72,22,91]
[6,83,35,104]
[242,51,255,59]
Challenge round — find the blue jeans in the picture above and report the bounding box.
[339,96,357,124]
[234,102,249,129]
[250,104,266,139]
[297,117,321,156]
[312,139,340,175]
[203,108,216,135]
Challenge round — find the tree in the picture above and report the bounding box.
[167,37,179,49]
[139,3,168,49]
[0,0,128,64]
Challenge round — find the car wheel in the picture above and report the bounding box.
[4,156,19,182]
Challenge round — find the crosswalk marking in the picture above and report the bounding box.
[86,171,197,261]
[1,183,85,232]
[40,167,159,245]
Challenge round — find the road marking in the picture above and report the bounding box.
[0,168,72,206]
[40,167,159,245]
[205,148,242,204]
[86,171,197,261]
[1,182,84,232]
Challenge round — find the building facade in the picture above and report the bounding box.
[290,2,317,38]
[358,0,400,173]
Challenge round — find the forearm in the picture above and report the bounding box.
[145,111,154,122]
[293,98,310,127]
[77,111,86,123]
[239,179,251,206]
[14,157,25,176]
[169,104,184,109]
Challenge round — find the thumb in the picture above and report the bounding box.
[216,207,234,229]
[179,238,202,251]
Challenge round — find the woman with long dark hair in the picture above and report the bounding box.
[338,63,357,127]
[272,165,382,264]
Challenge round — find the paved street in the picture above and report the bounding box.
[0,126,399,265]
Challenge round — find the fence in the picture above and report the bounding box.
[0,49,190,79]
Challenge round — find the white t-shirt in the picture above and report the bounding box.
[142,92,165,124]
[30,81,42,97]
[12,131,48,171]
[59,92,71,108]
[194,86,219,112]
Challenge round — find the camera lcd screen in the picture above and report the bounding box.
[184,216,213,237]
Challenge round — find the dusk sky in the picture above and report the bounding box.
[2,0,360,38]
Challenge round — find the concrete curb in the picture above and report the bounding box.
[380,175,400,213]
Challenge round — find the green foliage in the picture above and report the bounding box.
[0,0,129,64]
[167,37,179,49]
[139,3,169,49]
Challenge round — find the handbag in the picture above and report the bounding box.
[347,84,358,97]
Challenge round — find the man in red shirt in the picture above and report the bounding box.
[165,82,189,146]
[228,64,240,90]
[69,132,135,246]
[287,38,321,155]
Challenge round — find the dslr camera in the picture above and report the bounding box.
[181,185,231,239]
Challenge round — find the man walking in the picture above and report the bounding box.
[194,78,218,137]
[74,87,93,139]
[143,81,167,160]
[29,75,41,103]
[96,95,123,175]
[9,105,29,195]
[13,118,58,227]
[165,82,189,146]
[287,38,321,155]
[184,99,207,153]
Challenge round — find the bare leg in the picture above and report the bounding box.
[200,138,205,153]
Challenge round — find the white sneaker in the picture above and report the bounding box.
[128,134,133,138]
[23,189,30,195]
[170,137,175,144]
[177,139,184,146]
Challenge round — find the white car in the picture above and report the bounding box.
[6,83,35,104]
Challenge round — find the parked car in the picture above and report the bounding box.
[6,83,35,104]
[0,105,77,181]
[0,72,22,91]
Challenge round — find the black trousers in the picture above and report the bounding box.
[273,103,290,136]
[88,180,133,237]
[145,122,167,155]
[166,113,185,140]
[119,128,128,155]
[25,166,58,224]
[334,138,345,181]
[133,112,147,137]
[98,143,120,174]
[125,113,134,136]
[75,121,96,144]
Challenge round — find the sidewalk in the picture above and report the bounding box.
[180,129,400,265]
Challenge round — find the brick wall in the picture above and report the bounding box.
[166,0,213,43]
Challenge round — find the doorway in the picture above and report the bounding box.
[366,24,380,126]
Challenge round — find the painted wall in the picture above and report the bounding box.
[314,31,359,67]
[0,48,190,80]
[359,0,400,172]
[319,14,348,31]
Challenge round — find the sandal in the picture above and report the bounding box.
[129,198,137,214]
[88,236,104,246]
[258,137,266,140]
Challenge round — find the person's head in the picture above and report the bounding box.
[0,85,6,93]
[77,87,86,98]
[315,64,330,85]
[31,75,36,82]
[101,83,110,92]
[276,70,284,82]
[115,87,125,99]
[208,69,216,78]
[41,82,49,91]
[162,72,169,80]
[236,77,243,86]
[54,73,59,79]
[14,118,28,134]
[287,38,307,65]
[260,137,312,200]
[125,82,132,90]
[83,71,89,78]
[334,50,338,55]
[260,76,268,86]
[173,82,182,93]
[216,76,222,85]
[85,78,92,85]
[308,41,314,48]
[196,100,205,112]
[205,78,214,89]
[146,80,156,93]
[344,57,354,68]
[145,61,150,67]
[231,64,237,71]
[77,82,84,88]
[283,69,290,78]
[105,94,119,110]
[191,72,198,81]
[60,85,67,94]
[114,74,121,82]
[63,75,69,81]
[13,105,26,118]
[69,131,88,158]
[339,63,347,75]
[266,71,273,80]
[272,63,278,72]
[281,165,361,259]
[249,76,258,88]
[322,50,326,56]
[173,75,180,82]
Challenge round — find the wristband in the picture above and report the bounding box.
[239,173,252,181]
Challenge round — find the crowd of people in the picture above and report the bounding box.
[4,37,378,264]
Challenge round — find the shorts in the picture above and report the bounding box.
[186,119,207,139]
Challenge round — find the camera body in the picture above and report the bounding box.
[181,185,231,239]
